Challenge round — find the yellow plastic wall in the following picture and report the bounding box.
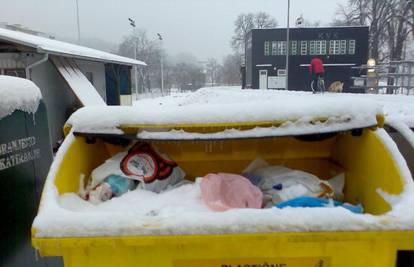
[332,130,404,214]
[33,231,414,267]
[54,129,404,214]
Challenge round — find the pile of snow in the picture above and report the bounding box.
[32,128,414,237]
[134,87,414,128]
[68,87,382,136]
[0,76,42,119]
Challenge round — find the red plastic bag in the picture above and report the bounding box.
[200,173,263,211]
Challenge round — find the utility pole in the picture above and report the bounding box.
[285,0,290,90]
[128,18,139,99]
[75,0,81,42]
[157,33,164,95]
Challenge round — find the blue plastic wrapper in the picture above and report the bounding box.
[275,196,363,214]
[105,175,137,197]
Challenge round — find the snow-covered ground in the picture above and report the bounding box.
[133,87,414,128]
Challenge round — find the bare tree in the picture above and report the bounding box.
[231,12,278,53]
[206,58,222,86]
[171,62,205,91]
[220,53,242,86]
[334,0,394,60]
[118,29,162,92]
[386,0,412,61]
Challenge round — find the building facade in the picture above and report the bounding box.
[244,26,369,92]
[0,27,146,148]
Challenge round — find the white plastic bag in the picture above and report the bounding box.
[245,161,334,207]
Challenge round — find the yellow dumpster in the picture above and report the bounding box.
[32,90,414,267]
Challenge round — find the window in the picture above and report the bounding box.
[340,40,347,54]
[271,41,286,55]
[277,69,286,76]
[272,41,277,55]
[329,40,340,55]
[349,40,356,54]
[246,36,252,50]
[301,41,307,55]
[2,69,26,78]
[315,40,327,55]
[309,40,316,55]
[278,41,286,55]
[264,41,270,56]
[291,41,297,55]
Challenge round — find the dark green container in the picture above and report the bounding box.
[0,101,63,267]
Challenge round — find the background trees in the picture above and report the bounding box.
[333,0,413,62]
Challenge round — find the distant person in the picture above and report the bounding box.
[309,57,325,93]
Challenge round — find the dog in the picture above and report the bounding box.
[328,81,344,93]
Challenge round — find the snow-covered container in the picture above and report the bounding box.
[0,76,62,266]
[32,89,414,267]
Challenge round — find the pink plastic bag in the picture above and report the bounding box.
[200,173,263,211]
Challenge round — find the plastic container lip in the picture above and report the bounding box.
[71,126,373,142]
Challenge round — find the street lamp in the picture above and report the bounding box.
[157,33,164,95]
[128,18,139,99]
[75,0,81,42]
[285,0,290,90]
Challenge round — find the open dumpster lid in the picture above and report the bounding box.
[66,88,384,140]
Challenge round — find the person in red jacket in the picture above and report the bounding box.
[309,57,325,92]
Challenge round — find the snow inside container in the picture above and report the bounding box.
[32,88,414,267]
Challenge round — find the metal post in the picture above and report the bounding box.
[129,18,138,99]
[133,40,138,99]
[285,0,290,90]
[157,33,164,95]
[161,49,164,95]
[75,0,81,42]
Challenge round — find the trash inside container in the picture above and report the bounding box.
[32,89,414,267]
[0,76,62,267]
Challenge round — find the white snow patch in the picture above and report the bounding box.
[0,76,41,119]
[386,119,414,149]
[137,115,369,140]
[0,27,146,66]
[68,88,381,135]
[345,93,414,128]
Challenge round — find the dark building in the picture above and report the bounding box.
[244,26,369,92]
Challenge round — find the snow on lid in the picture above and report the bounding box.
[0,76,42,119]
[67,87,382,136]
[0,27,146,66]
[324,92,414,128]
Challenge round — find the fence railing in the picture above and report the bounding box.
[351,60,414,94]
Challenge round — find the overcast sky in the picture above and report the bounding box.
[0,0,347,61]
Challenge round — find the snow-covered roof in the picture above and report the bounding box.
[0,27,146,66]
[66,87,383,137]
[0,75,41,119]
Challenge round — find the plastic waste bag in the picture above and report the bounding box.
[243,159,334,207]
[88,175,138,204]
[275,196,363,214]
[200,173,263,211]
[83,142,185,203]
[328,173,345,201]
